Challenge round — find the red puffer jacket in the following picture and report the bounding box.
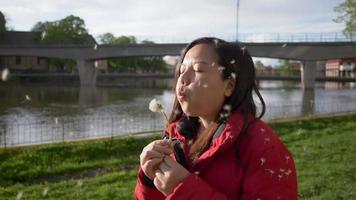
[135,112,298,199]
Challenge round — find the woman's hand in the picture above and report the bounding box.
[140,140,173,180]
[154,156,190,196]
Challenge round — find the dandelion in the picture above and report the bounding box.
[16,191,23,200]
[41,31,47,40]
[1,68,10,81]
[149,98,171,140]
[93,44,98,50]
[42,187,49,197]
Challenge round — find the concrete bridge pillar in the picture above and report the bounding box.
[76,59,97,86]
[301,61,316,89]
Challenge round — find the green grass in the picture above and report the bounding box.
[0,114,356,199]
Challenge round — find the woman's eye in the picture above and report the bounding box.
[193,64,204,72]
[179,64,187,74]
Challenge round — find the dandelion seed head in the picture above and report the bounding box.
[149,98,163,112]
[1,68,10,81]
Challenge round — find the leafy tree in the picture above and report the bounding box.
[0,11,6,40]
[31,15,91,71]
[97,33,167,73]
[334,0,356,37]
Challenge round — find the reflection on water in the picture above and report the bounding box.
[0,79,355,146]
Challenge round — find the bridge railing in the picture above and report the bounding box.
[136,32,356,43]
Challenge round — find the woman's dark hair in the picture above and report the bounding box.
[168,37,266,160]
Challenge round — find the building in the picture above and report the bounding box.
[0,31,108,73]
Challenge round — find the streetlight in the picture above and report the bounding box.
[236,0,240,41]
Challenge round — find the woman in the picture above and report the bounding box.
[135,37,298,199]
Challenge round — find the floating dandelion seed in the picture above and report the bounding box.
[265,169,275,176]
[77,180,83,187]
[16,191,23,200]
[231,72,236,79]
[223,104,231,112]
[260,157,266,165]
[213,39,219,46]
[278,174,283,181]
[211,62,216,67]
[285,155,290,163]
[241,46,246,53]
[285,169,292,176]
[1,68,10,81]
[42,187,49,197]
[230,59,236,64]
[188,140,193,145]
[202,84,208,88]
[41,31,47,40]
[21,95,31,103]
[260,128,265,132]
[93,44,98,50]
[264,137,271,143]
[94,61,99,68]
[279,168,285,173]
[54,117,58,125]
[194,171,200,175]
[218,66,225,72]
[282,44,287,48]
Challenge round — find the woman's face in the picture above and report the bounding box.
[176,43,232,120]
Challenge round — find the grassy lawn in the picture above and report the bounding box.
[0,113,355,199]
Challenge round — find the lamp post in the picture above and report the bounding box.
[236,0,240,41]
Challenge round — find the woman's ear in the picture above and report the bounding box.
[223,78,235,97]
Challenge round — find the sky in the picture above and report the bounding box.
[0,0,346,65]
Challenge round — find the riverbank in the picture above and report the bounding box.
[0,113,356,199]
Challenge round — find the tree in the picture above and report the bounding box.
[31,15,91,71]
[97,33,167,73]
[32,15,90,44]
[255,60,264,69]
[0,11,6,40]
[334,0,356,37]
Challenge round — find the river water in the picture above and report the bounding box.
[0,79,355,146]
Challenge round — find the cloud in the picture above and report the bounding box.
[1,0,345,42]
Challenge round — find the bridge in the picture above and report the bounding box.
[1,41,355,88]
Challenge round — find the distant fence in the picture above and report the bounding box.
[1,98,355,147]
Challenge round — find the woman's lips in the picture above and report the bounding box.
[177,92,187,101]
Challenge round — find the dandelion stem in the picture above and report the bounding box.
[161,111,171,140]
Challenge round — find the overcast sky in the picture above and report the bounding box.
[1,0,346,65]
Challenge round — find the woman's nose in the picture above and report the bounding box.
[179,71,191,86]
